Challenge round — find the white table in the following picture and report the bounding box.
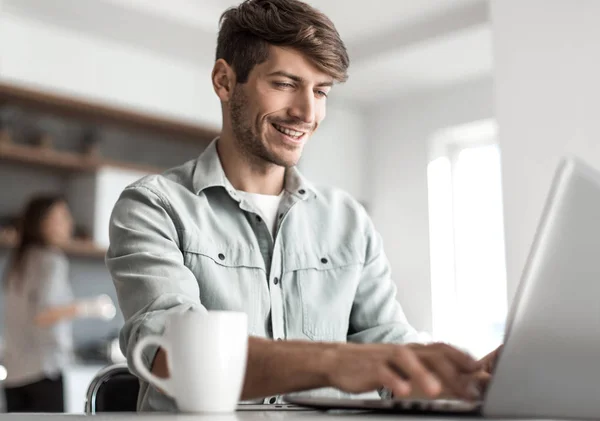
[0,413,567,421]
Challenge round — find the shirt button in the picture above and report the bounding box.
[218,253,225,260]
[273,277,279,285]
[298,189,306,195]
[256,215,262,222]
[320,257,328,264]
[269,397,277,404]
[278,213,284,219]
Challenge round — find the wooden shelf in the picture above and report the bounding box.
[0,82,220,143]
[0,142,164,174]
[0,237,107,259]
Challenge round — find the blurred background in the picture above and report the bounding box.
[0,0,599,412]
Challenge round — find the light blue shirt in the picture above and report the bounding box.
[106,139,419,411]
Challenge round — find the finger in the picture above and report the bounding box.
[479,345,502,373]
[433,343,480,373]
[378,366,411,398]
[488,345,503,373]
[391,346,441,397]
[422,356,477,400]
[474,371,492,395]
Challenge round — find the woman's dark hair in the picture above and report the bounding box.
[3,194,66,290]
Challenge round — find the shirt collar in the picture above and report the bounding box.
[192,138,318,200]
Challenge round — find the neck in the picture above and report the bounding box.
[217,132,285,195]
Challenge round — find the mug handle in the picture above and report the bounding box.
[132,335,174,397]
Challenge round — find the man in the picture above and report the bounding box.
[107,0,499,412]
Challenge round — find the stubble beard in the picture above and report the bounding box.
[230,85,298,169]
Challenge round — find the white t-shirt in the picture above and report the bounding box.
[238,190,284,236]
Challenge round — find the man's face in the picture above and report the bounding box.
[228,46,333,168]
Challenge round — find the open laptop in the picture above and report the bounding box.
[286,156,600,419]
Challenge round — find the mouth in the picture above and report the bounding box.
[272,123,308,144]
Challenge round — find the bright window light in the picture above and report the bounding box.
[427,120,507,358]
[427,157,456,344]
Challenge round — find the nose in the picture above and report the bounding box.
[288,88,315,125]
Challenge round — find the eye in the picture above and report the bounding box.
[316,90,329,98]
[274,82,294,89]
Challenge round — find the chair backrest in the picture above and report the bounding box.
[85,363,140,414]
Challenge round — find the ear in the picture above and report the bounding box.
[212,59,236,102]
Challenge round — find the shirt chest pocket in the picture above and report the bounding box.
[285,247,363,342]
[180,231,269,335]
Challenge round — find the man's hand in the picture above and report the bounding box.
[474,344,503,394]
[479,345,502,375]
[325,342,481,400]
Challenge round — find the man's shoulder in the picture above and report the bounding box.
[298,184,376,254]
[309,184,372,230]
[126,158,198,198]
[312,184,367,214]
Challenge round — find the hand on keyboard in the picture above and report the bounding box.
[325,341,481,401]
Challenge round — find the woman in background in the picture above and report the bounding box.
[2,195,115,412]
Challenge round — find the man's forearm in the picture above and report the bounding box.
[242,337,336,400]
[150,336,337,400]
[150,336,481,401]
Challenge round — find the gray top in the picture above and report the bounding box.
[3,247,74,386]
[107,139,420,411]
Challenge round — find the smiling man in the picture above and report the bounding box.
[107,0,497,412]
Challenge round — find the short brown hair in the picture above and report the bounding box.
[216,0,349,83]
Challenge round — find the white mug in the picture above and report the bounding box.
[132,310,248,413]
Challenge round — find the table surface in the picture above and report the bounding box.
[0,412,572,421]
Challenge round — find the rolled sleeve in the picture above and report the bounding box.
[347,219,421,345]
[106,184,206,376]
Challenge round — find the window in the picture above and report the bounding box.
[427,120,506,358]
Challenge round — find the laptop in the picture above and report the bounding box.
[286,156,600,419]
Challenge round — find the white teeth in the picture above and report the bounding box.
[274,124,303,138]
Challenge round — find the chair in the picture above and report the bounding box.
[84,362,140,414]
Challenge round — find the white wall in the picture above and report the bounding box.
[0,13,222,128]
[491,0,600,304]
[366,76,494,333]
[300,101,367,203]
